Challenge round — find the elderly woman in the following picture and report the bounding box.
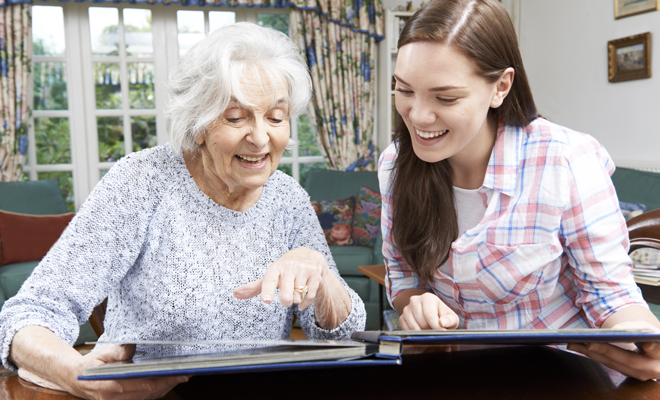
[0,22,365,399]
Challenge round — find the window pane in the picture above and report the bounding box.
[34,62,68,110]
[94,63,122,109]
[300,162,326,187]
[131,116,157,152]
[277,163,292,177]
[209,11,235,32]
[38,171,74,212]
[98,116,124,162]
[35,117,71,165]
[258,14,289,36]
[32,6,65,56]
[128,63,155,109]
[297,114,321,156]
[124,9,153,57]
[90,7,120,56]
[177,10,205,58]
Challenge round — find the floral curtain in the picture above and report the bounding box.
[0,4,29,182]
[290,0,383,171]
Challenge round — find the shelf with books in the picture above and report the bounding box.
[376,9,413,152]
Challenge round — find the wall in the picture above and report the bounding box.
[382,0,660,170]
[519,0,660,170]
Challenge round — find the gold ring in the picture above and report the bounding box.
[293,285,308,301]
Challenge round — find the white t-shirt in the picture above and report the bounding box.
[438,187,487,275]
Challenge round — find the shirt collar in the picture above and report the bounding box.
[481,121,523,197]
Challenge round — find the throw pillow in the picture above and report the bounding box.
[311,196,356,246]
[0,210,75,266]
[351,186,382,248]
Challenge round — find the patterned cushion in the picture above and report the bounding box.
[631,248,660,266]
[351,186,382,248]
[311,196,356,246]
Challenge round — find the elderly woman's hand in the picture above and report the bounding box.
[11,326,189,400]
[233,248,351,329]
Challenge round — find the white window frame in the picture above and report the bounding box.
[27,1,322,210]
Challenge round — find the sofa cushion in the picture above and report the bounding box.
[305,168,380,201]
[342,276,371,301]
[0,179,67,215]
[0,210,75,265]
[311,196,356,246]
[329,246,375,276]
[611,167,660,211]
[0,260,40,302]
[352,186,382,248]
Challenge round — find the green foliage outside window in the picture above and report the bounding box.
[33,60,68,111]
[95,63,122,109]
[97,116,125,162]
[129,82,155,109]
[258,14,289,36]
[297,113,321,157]
[35,117,71,165]
[277,163,292,177]
[131,116,157,151]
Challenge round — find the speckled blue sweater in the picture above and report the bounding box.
[0,144,366,370]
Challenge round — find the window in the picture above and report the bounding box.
[25,2,324,211]
[29,5,75,211]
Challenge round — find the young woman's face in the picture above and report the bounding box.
[394,42,504,165]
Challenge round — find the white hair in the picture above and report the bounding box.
[166,22,312,154]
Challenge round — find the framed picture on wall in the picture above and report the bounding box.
[608,32,651,83]
[615,0,658,19]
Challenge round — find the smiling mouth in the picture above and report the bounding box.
[236,154,267,163]
[415,129,448,139]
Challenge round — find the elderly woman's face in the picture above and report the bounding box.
[197,77,290,194]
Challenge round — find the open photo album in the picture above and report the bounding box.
[78,339,402,380]
[79,328,660,380]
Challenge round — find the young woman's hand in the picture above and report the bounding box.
[399,292,459,330]
[568,321,660,381]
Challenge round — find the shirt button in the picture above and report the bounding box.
[451,242,457,250]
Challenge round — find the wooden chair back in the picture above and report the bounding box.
[627,209,660,253]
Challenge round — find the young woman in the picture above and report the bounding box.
[379,0,660,381]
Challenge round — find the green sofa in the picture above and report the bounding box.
[611,167,660,211]
[0,179,97,345]
[305,168,389,330]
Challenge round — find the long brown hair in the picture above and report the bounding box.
[390,0,538,282]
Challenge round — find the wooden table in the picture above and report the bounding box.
[358,264,387,328]
[2,344,660,400]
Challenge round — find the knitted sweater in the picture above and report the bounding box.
[0,144,366,370]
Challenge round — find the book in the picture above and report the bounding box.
[78,339,402,380]
[351,328,660,346]
[635,276,660,286]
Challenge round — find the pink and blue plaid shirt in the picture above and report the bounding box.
[379,118,647,330]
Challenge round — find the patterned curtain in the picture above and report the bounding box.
[0,4,30,182]
[290,0,383,171]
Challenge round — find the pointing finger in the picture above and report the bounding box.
[233,279,263,299]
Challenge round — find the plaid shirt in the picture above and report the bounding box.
[379,118,647,330]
